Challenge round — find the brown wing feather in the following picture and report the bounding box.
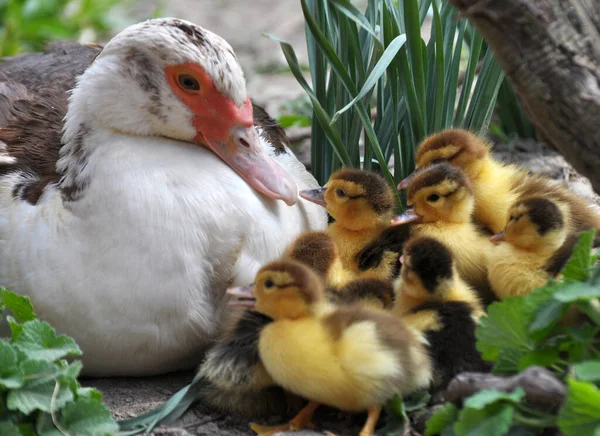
[0,42,101,204]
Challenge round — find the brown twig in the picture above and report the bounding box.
[444,366,566,410]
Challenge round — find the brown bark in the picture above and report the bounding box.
[449,0,600,194]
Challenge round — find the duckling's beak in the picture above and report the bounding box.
[299,188,327,207]
[397,174,414,190]
[226,285,256,308]
[490,232,506,243]
[390,208,422,225]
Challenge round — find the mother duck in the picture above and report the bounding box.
[0,18,327,376]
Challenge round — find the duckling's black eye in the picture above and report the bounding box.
[336,188,347,198]
[264,279,274,289]
[427,194,440,202]
[431,159,445,165]
[177,74,200,91]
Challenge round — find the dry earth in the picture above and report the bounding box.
[81,2,600,435]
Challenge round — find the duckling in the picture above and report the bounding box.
[284,230,351,289]
[393,236,489,390]
[398,128,600,240]
[398,129,524,233]
[299,168,399,282]
[487,197,569,299]
[227,259,432,436]
[391,163,496,304]
[330,278,395,310]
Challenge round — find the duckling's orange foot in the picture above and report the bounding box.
[249,422,293,436]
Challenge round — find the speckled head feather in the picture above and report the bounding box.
[403,237,454,293]
[407,164,472,201]
[329,168,394,214]
[286,231,338,279]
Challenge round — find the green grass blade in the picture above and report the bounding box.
[266,34,352,167]
[331,34,406,123]
[454,28,483,126]
[328,0,380,40]
[403,0,426,118]
[430,0,444,133]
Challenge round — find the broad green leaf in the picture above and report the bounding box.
[553,282,600,303]
[476,287,554,367]
[425,403,459,436]
[77,386,104,402]
[59,397,119,435]
[14,319,82,362]
[562,230,595,281]
[454,403,514,436]
[331,34,407,122]
[404,390,431,412]
[0,340,24,389]
[0,421,21,436]
[518,347,560,370]
[573,361,600,382]
[464,388,524,410]
[558,379,600,435]
[529,298,566,333]
[7,360,74,414]
[382,394,408,436]
[0,289,36,322]
[7,316,23,340]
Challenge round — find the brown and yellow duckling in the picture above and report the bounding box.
[398,128,600,240]
[300,168,402,282]
[227,259,432,436]
[391,163,496,304]
[393,236,489,390]
[487,197,569,299]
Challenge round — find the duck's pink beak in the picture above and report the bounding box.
[299,188,327,207]
[203,123,298,206]
[397,174,413,190]
[490,232,506,243]
[226,285,256,308]
[390,208,422,225]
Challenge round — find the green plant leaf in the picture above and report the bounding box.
[562,230,595,281]
[425,403,459,436]
[404,390,431,412]
[558,378,600,435]
[454,403,514,436]
[0,289,36,322]
[553,282,600,303]
[0,421,22,436]
[529,298,566,333]
[276,114,312,128]
[7,359,74,414]
[0,340,24,389]
[58,397,119,435]
[7,316,24,340]
[572,361,600,382]
[14,320,82,362]
[463,388,525,410]
[476,287,555,369]
[331,33,406,122]
[518,347,560,370]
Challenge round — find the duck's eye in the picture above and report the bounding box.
[427,194,440,202]
[177,73,200,91]
[263,279,274,289]
[336,188,347,198]
[431,159,445,165]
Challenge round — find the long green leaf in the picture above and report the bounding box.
[331,34,406,123]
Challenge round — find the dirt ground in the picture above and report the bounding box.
[82,2,599,435]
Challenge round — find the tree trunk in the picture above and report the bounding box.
[449,0,600,194]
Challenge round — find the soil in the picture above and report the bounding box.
[84,2,599,435]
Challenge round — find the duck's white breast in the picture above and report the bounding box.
[0,134,326,375]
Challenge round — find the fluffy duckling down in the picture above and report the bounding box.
[398,129,525,234]
[227,259,431,436]
[391,163,496,304]
[393,236,489,390]
[300,168,401,282]
[488,197,568,299]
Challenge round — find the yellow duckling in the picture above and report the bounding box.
[399,128,600,239]
[398,129,524,233]
[487,197,569,299]
[391,163,496,303]
[227,259,432,436]
[299,168,399,282]
[393,236,489,390]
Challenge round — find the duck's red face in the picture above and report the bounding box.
[165,63,297,205]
